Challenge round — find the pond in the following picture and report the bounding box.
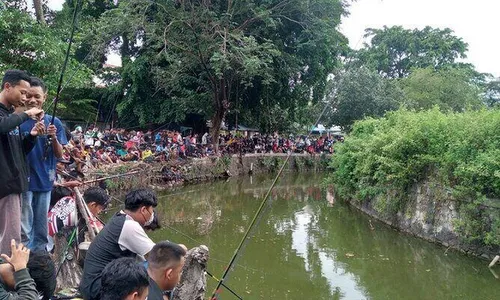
[144,172,499,300]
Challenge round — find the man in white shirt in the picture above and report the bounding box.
[80,189,159,300]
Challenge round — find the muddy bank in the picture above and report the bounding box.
[91,153,331,193]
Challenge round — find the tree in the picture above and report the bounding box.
[0,7,94,119]
[484,79,500,108]
[91,0,348,147]
[33,0,45,24]
[399,67,484,112]
[327,67,403,130]
[357,26,468,78]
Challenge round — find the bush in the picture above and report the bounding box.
[330,108,500,246]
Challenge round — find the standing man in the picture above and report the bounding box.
[0,70,44,255]
[20,77,67,251]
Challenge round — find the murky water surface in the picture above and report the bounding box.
[143,173,499,299]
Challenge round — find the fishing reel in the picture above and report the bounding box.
[43,135,53,160]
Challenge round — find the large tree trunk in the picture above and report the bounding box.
[33,0,46,25]
[210,106,224,153]
[172,245,209,300]
[53,232,83,294]
[210,79,230,153]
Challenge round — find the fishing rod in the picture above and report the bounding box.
[209,103,333,300]
[44,50,94,112]
[81,171,140,184]
[57,169,140,186]
[44,0,82,160]
[206,271,243,300]
[50,0,81,125]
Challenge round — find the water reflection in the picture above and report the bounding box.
[291,207,367,299]
[145,173,499,300]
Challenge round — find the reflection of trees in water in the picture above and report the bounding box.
[149,173,497,299]
[157,173,326,237]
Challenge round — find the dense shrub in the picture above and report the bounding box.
[331,108,500,246]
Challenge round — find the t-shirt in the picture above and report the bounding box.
[147,277,164,300]
[20,115,68,192]
[142,150,153,160]
[81,212,155,300]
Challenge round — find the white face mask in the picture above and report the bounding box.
[144,210,155,226]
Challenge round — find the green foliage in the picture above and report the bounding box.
[327,67,403,130]
[400,67,484,112]
[331,109,500,246]
[0,8,93,92]
[0,6,95,120]
[357,26,469,78]
[484,79,500,108]
[259,156,286,173]
[89,0,348,132]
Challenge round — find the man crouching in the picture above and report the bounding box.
[80,189,159,300]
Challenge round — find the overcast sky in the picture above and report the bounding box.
[341,0,500,78]
[47,0,499,77]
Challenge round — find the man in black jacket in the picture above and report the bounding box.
[0,70,44,255]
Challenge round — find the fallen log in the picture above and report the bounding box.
[172,245,209,300]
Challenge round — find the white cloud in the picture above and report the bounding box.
[341,0,500,77]
[47,0,64,11]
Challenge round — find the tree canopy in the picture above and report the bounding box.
[88,0,349,142]
[0,1,497,137]
[327,67,403,130]
[356,26,469,78]
[399,67,484,112]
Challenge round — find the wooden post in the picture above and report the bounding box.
[74,187,97,239]
[172,245,209,300]
[489,255,500,268]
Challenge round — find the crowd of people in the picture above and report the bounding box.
[63,125,342,172]
[0,69,187,300]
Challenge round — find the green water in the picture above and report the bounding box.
[145,173,499,300]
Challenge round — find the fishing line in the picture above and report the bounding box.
[210,94,334,300]
[45,50,95,111]
[163,224,260,273]
[206,271,243,300]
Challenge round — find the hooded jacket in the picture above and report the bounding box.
[0,103,37,199]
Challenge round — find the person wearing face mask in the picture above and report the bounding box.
[80,188,158,300]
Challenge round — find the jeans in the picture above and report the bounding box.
[21,191,51,251]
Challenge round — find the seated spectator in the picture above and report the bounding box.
[142,147,153,161]
[100,257,149,300]
[147,241,186,300]
[48,186,110,240]
[0,240,39,300]
[80,189,158,300]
